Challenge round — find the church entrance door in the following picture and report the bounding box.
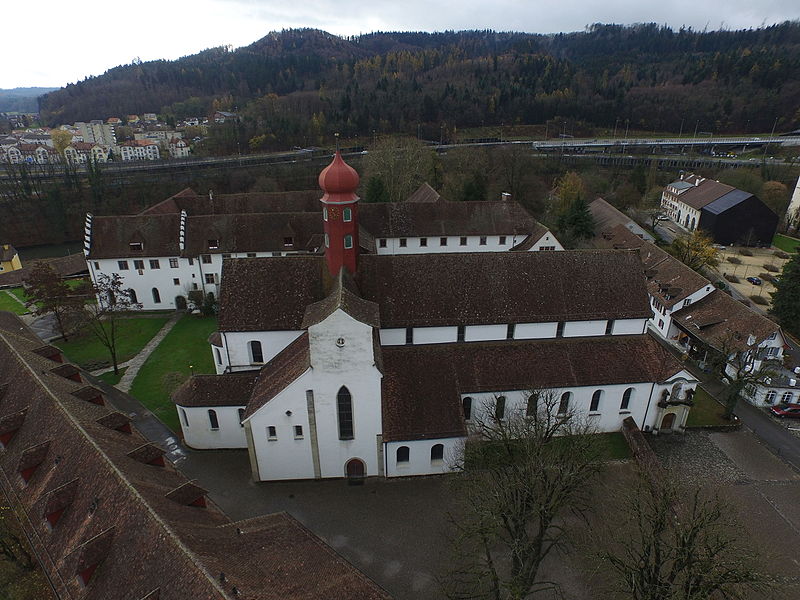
[661,412,676,432]
[345,458,365,484]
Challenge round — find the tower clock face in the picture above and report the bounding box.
[328,206,340,220]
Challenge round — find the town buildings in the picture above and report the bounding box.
[167,153,697,482]
[660,173,778,245]
[0,244,21,273]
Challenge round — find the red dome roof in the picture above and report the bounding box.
[318,151,359,194]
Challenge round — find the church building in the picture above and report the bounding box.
[173,153,697,481]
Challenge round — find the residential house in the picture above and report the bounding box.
[0,244,22,273]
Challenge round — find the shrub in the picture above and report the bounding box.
[723,273,740,283]
[759,272,775,283]
[715,281,728,290]
[727,256,742,264]
[749,295,769,305]
[763,263,779,272]
[739,248,754,256]
[774,250,790,259]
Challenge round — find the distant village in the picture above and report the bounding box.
[0,111,237,165]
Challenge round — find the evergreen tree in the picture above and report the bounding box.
[771,249,800,336]
[558,197,596,242]
[364,175,389,203]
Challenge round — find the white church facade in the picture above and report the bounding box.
[172,153,698,482]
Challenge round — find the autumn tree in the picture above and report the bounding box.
[364,136,438,203]
[81,273,141,374]
[669,230,720,271]
[441,391,600,599]
[49,129,72,157]
[553,171,586,214]
[601,472,768,599]
[23,262,84,340]
[759,180,789,217]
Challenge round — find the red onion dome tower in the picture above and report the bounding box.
[319,151,360,275]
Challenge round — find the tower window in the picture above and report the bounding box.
[323,207,328,221]
[343,207,352,222]
[324,233,330,248]
[344,235,353,249]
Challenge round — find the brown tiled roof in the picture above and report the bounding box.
[675,178,734,210]
[184,212,323,255]
[0,312,38,341]
[139,190,321,216]
[95,411,132,432]
[671,289,781,352]
[356,251,652,327]
[127,442,166,465]
[301,269,380,329]
[359,200,539,238]
[172,371,260,408]
[0,317,390,600]
[595,224,710,308]
[0,254,87,288]
[405,182,441,203]
[17,440,50,471]
[220,250,651,331]
[87,214,181,259]
[165,481,208,505]
[381,334,684,442]
[244,333,310,418]
[219,258,330,331]
[208,331,223,347]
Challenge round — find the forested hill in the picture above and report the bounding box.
[39,23,800,148]
[0,87,58,112]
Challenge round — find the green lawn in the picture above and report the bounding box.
[54,317,169,370]
[686,387,729,427]
[129,315,217,432]
[0,291,28,315]
[97,368,126,386]
[596,432,632,460]
[773,234,800,254]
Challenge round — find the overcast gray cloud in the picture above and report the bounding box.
[4,0,797,89]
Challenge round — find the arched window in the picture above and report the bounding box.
[431,444,444,463]
[344,234,353,249]
[208,409,219,430]
[324,233,330,248]
[397,446,410,464]
[128,288,138,304]
[179,408,188,427]
[765,390,777,404]
[151,287,161,304]
[343,207,352,222]
[238,408,245,427]
[558,392,571,415]
[462,397,472,421]
[494,396,506,421]
[337,386,354,440]
[248,340,263,363]
[214,348,222,364]
[590,390,603,412]
[526,392,538,417]
[620,388,635,411]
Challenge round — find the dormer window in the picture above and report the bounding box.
[208,239,219,249]
[129,242,143,253]
[283,236,293,247]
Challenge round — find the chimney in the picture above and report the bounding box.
[501,192,511,201]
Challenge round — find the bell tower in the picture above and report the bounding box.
[319,151,360,276]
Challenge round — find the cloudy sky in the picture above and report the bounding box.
[5,0,798,89]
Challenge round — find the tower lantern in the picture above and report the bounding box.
[319,151,360,275]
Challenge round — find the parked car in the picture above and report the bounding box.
[770,404,800,418]
[746,276,762,285]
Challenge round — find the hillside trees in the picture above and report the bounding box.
[363,137,438,203]
[770,248,800,336]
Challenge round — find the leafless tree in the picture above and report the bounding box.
[600,471,769,600]
[440,390,601,600]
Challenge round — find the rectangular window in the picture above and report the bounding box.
[556,322,565,338]
[399,238,407,248]
[440,237,448,246]
[457,325,465,342]
[605,320,614,335]
[208,239,219,249]
[658,319,665,329]
[188,257,194,265]
[118,260,129,270]
[420,237,427,247]
[379,239,387,248]
[272,252,282,257]
[204,274,215,284]
[129,242,143,253]
[507,323,515,340]
[94,262,100,270]
[169,258,179,268]
[499,236,507,245]
[294,425,304,439]
[267,426,277,440]
[133,260,144,270]
[149,259,160,269]
[479,236,487,246]
[201,254,212,264]
[460,236,468,246]
[405,327,413,345]
[683,298,691,307]
[222,253,231,259]
[173,278,180,285]
[247,253,256,258]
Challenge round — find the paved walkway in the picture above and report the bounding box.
[115,313,180,392]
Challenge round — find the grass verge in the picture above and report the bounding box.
[686,387,729,427]
[54,317,169,370]
[0,291,28,315]
[773,234,800,254]
[596,432,632,460]
[97,368,127,386]
[129,314,217,432]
